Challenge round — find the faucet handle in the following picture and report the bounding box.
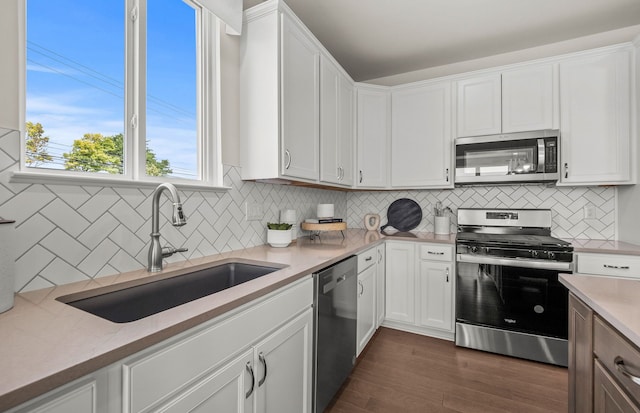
[161,246,188,258]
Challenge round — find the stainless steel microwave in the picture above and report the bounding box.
[455,130,560,185]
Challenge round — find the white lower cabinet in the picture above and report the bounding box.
[11,278,313,413]
[356,264,377,356]
[376,244,386,328]
[253,309,313,413]
[385,241,415,324]
[158,350,254,413]
[384,241,455,340]
[417,260,453,332]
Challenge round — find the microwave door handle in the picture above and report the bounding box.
[537,139,545,173]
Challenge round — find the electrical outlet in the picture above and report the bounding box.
[245,202,264,221]
[583,204,597,220]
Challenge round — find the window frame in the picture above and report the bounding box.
[13,0,226,190]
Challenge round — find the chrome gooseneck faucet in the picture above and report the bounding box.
[148,183,187,272]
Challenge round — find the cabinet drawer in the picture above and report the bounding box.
[594,316,640,404]
[123,277,313,413]
[577,253,640,279]
[358,247,377,272]
[419,244,452,262]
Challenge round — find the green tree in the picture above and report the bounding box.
[62,132,172,176]
[63,133,122,173]
[146,145,172,176]
[25,121,53,166]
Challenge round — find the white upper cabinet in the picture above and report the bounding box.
[456,64,557,137]
[320,55,354,186]
[240,4,320,183]
[356,85,390,188]
[502,64,556,133]
[280,14,320,181]
[391,81,453,188]
[558,48,633,186]
[456,73,502,137]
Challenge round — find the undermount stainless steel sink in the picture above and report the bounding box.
[57,260,286,323]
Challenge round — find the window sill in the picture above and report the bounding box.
[10,171,232,192]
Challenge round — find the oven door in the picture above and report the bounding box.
[455,132,559,184]
[455,254,570,339]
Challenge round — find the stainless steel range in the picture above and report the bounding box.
[455,208,573,366]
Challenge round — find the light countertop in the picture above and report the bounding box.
[0,229,453,411]
[569,239,640,256]
[560,273,640,349]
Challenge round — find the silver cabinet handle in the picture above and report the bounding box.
[258,352,267,386]
[604,264,630,270]
[615,357,640,386]
[365,256,373,261]
[564,162,568,179]
[446,267,449,283]
[359,170,363,183]
[446,168,449,182]
[340,166,344,181]
[378,249,382,263]
[358,280,364,297]
[245,362,255,398]
[428,251,444,255]
[284,149,291,169]
[337,166,342,181]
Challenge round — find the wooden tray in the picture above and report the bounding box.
[301,222,347,231]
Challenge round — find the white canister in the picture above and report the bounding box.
[316,204,334,218]
[434,216,451,235]
[0,219,15,313]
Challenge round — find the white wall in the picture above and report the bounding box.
[368,25,640,86]
[0,0,19,129]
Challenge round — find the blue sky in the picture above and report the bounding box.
[26,0,197,178]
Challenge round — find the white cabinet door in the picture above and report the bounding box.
[320,56,354,187]
[391,81,452,188]
[417,260,453,332]
[13,381,97,413]
[254,309,313,413]
[376,244,386,328]
[385,242,415,323]
[158,351,254,413]
[456,73,501,137]
[502,64,556,133]
[559,49,632,185]
[357,265,377,356]
[338,74,355,186]
[281,13,319,181]
[356,86,389,188]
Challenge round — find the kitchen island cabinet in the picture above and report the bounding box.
[562,274,640,413]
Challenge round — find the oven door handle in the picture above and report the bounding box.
[457,254,573,271]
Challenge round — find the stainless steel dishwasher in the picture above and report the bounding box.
[313,256,357,413]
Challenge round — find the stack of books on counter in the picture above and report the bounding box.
[304,218,344,224]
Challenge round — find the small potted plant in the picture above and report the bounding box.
[266,223,293,247]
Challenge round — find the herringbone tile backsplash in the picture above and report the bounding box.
[346,185,615,239]
[0,127,617,292]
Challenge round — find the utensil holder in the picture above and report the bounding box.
[434,216,450,235]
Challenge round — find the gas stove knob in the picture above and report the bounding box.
[530,250,539,258]
[470,246,479,254]
[547,251,556,259]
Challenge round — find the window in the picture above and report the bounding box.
[23,0,221,186]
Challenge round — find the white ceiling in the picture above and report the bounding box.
[244,0,640,82]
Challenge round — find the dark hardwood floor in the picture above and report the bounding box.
[326,327,568,413]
